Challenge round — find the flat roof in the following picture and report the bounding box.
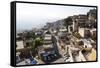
[43,44,53,49]
[16,41,24,50]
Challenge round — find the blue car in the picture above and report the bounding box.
[30,58,37,64]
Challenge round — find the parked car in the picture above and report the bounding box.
[41,53,58,62]
[30,58,37,64]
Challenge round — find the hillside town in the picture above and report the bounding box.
[16,9,97,65]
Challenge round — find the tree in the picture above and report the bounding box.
[31,37,43,52]
[23,32,36,40]
[64,17,73,32]
[34,38,43,47]
[82,49,86,54]
[78,41,84,46]
[29,32,36,39]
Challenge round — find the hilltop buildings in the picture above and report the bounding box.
[16,9,97,65]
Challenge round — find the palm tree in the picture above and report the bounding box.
[31,37,43,55]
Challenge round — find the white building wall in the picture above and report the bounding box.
[78,28,85,37]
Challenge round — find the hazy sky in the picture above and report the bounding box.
[16,3,96,31]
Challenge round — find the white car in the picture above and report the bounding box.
[65,57,71,62]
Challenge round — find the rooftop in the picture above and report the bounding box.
[16,41,24,50]
[43,44,53,49]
